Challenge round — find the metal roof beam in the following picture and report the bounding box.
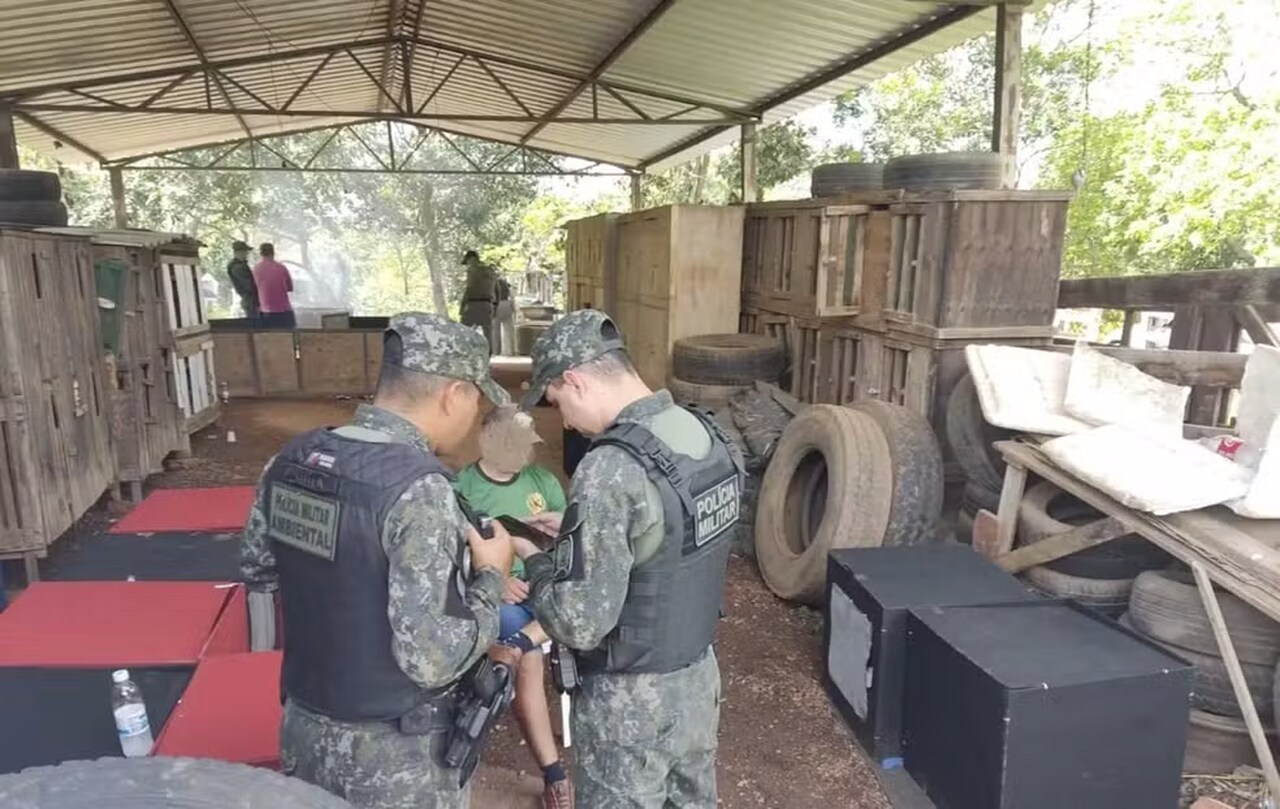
[520,0,679,144]
[638,5,984,168]
[102,119,641,172]
[115,164,632,176]
[158,0,255,142]
[375,0,402,113]
[14,102,743,126]
[12,109,107,164]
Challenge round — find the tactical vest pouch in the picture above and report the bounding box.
[550,643,581,693]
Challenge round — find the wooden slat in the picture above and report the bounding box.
[1059,267,1280,309]
[996,516,1128,573]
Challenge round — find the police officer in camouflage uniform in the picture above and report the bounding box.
[460,250,499,351]
[513,310,744,808]
[240,312,518,808]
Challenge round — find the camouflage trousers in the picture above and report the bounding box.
[459,301,494,352]
[572,649,721,809]
[280,700,468,809]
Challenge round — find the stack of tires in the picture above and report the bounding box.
[0,170,69,227]
[1119,569,1280,775]
[810,162,884,197]
[668,334,787,560]
[882,151,1007,192]
[752,401,945,605]
[669,334,787,411]
[1014,482,1171,615]
[946,373,1013,543]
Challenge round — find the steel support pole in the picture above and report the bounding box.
[992,3,1023,188]
[741,122,759,203]
[0,106,19,169]
[630,173,644,211]
[109,167,128,228]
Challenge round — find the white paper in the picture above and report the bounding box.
[1064,341,1190,440]
[1043,425,1254,516]
[965,344,1093,436]
[828,588,874,721]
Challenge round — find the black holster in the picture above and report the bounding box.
[444,658,514,787]
[398,696,457,736]
[550,643,581,694]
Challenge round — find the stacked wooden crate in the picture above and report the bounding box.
[0,229,115,571]
[563,205,744,390]
[77,230,198,500]
[739,190,1071,461]
[157,248,220,434]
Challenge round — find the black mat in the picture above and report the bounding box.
[0,666,193,773]
[43,532,242,582]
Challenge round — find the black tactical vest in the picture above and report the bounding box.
[581,407,744,675]
[263,428,453,722]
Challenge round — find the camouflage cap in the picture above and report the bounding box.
[385,312,510,405]
[521,309,625,410]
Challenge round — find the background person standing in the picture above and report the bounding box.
[493,275,516,356]
[226,239,258,319]
[459,250,498,350]
[254,242,295,329]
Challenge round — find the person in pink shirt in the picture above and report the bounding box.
[253,242,296,329]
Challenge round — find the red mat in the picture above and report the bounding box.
[0,581,234,667]
[152,651,283,768]
[200,585,250,658]
[109,486,257,534]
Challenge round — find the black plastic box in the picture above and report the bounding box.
[903,601,1192,809]
[824,545,1042,765]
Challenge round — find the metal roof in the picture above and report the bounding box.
[1,1,1016,171]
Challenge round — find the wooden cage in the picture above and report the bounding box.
[0,229,115,564]
[565,205,744,390]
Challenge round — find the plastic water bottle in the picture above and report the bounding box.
[111,669,153,757]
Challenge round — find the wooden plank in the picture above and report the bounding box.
[298,332,369,395]
[1190,562,1280,797]
[211,331,256,397]
[1043,345,1246,388]
[1059,267,1280,309]
[993,462,1028,558]
[996,516,1128,573]
[1236,305,1279,347]
[253,332,301,395]
[996,441,1280,622]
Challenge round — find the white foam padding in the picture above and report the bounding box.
[1043,425,1254,516]
[1228,345,1280,518]
[1064,342,1191,440]
[965,344,1093,436]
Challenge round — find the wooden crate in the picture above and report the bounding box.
[743,191,1070,338]
[742,201,891,323]
[565,213,619,312]
[0,230,116,556]
[882,194,1069,339]
[578,205,743,389]
[212,328,385,397]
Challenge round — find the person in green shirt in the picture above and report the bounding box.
[453,405,572,808]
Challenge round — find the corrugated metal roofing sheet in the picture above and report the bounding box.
[3,0,1032,170]
[35,226,202,248]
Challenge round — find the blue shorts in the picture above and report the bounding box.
[499,602,536,641]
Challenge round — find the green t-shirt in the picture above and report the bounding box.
[453,463,567,578]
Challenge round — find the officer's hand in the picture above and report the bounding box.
[502,576,530,604]
[512,536,542,559]
[467,520,514,576]
[488,642,523,671]
[525,511,563,534]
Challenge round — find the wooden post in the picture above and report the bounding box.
[992,3,1023,189]
[109,167,128,229]
[0,105,19,169]
[1191,562,1280,797]
[741,122,759,203]
[630,173,644,211]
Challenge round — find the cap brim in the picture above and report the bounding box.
[477,378,511,407]
[520,378,551,411]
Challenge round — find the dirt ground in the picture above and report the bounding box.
[141,390,891,808]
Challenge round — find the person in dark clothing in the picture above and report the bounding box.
[227,240,258,318]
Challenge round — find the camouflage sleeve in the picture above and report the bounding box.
[240,455,279,594]
[381,474,504,689]
[528,446,652,650]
